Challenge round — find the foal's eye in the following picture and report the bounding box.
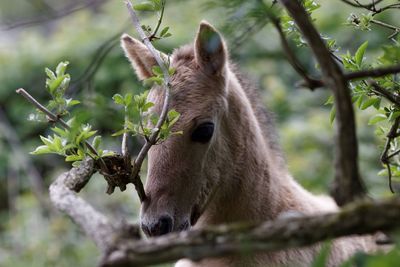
[191,122,214,143]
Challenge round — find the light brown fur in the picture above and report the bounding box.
[121,21,376,267]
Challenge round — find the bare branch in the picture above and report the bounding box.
[369,80,400,106]
[345,64,400,81]
[48,162,400,266]
[49,158,112,251]
[279,0,366,205]
[101,197,400,266]
[124,0,174,202]
[380,117,400,193]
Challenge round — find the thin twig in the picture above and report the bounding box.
[271,18,324,90]
[380,117,400,193]
[125,0,173,202]
[15,88,109,172]
[345,64,400,81]
[371,19,400,32]
[148,0,166,41]
[369,80,400,106]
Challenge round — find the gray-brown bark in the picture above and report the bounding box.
[279,0,366,206]
[48,160,400,266]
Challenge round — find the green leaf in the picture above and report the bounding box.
[356,95,364,108]
[171,130,183,136]
[30,145,51,155]
[160,26,169,37]
[65,154,83,162]
[66,98,80,107]
[360,97,379,110]
[142,102,154,112]
[368,114,387,125]
[102,151,116,157]
[168,67,176,76]
[113,94,125,105]
[51,126,68,137]
[45,68,56,80]
[92,136,102,150]
[329,107,336,124]
[152,66,163,76]
[47,76,65,94]
[133,2,156,11]
[168,109,180,119]
[163,32,172,38]
[388,111,400,121]
[324,95,334,105]
[52,135,63,151]
[144,76,163,86]
[167,109,180,127]
[355,41,368,67]
[40,135,53,147]
[112,129,126,137]
[152,0,163,10]
[125,93,133,106]
[55,61,69,76]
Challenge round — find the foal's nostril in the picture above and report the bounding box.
[157,215,173,235]
[143,215,174,237]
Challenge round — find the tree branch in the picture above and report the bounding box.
[271,18,324,90]
[49,158,141,252]
[148,0,166,41]
[380,116,400,193]
[124,0,173,203]
[279,0,366,206]
[49,158,115,251]
[369,80,400,107]
[101,197,400,266]
[48,160,400,266]
[345,64,400,81]
[15,88,101,160]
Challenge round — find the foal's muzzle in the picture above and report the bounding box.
[141,215,173,237]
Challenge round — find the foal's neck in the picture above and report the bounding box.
[202,69,303,225]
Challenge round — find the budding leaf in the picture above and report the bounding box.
[160,26,169,37]
[355,41,368,67]
[55,61,69,76]
[113,94,125,105]
[134,2,157,11]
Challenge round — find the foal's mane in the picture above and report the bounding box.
[172,45,285,166]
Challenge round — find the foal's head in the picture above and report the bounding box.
[122,21,232,237]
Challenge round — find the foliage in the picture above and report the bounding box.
[1,0,400,266]
[28,62,113,167]
[112,90,181,142]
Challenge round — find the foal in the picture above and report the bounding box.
[121,21,374,267]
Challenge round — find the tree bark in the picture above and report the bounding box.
[279,0,366,206]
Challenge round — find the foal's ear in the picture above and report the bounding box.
[121,34,157,80]
[195,21,227,75]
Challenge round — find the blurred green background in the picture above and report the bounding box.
[0,0,398,266]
